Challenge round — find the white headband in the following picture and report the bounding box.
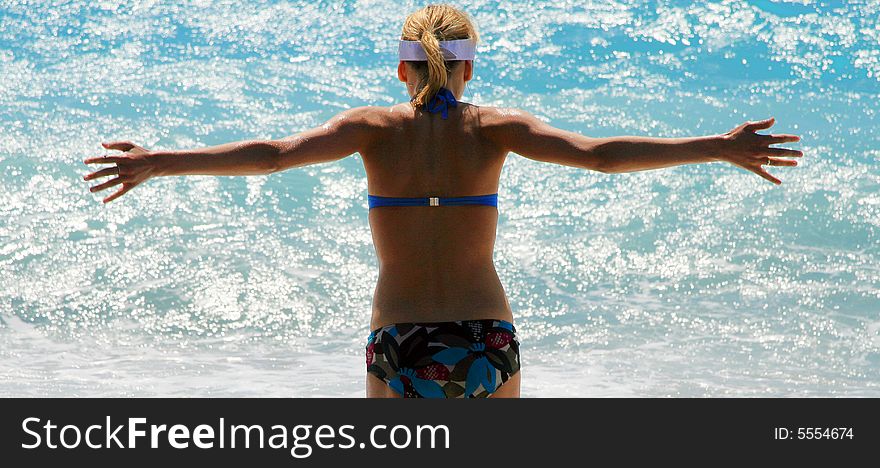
[398,39,476,61]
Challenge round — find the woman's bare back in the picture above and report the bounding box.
[360,102,514,330]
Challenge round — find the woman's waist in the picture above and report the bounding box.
[370,274,512,330]
[374,261,504,297]
[374,248,495,269]
[370,261,511,326]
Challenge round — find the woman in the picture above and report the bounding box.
[83,4,802,398]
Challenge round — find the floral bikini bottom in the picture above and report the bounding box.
[366,319,521,398]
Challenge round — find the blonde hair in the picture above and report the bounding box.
[401,4,479,109]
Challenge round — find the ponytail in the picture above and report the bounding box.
[414,28,449,108]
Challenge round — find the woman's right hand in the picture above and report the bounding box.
[83,141,160,203]
[717,117,802,185]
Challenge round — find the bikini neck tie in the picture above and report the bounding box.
[423,87,457,119]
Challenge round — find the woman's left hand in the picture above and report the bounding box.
[83,141,160,203]
[718,117,802,185]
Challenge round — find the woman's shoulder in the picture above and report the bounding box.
[340,104,416,128]
[471,105,547,141]
[475,104,530,122]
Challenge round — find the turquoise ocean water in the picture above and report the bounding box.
[1,0,878,396]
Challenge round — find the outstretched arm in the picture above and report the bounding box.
[488,108,802,185]
[83,106,376,203]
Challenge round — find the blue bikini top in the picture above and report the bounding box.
[368,88,496,210]
[368,193,497,209]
